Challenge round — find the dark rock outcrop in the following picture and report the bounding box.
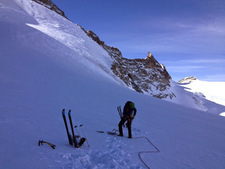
[85,30,175,99]
[178,77,197,84]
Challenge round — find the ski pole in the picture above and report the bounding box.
[80,124,90,147]
[117,106,122,118]
[74,125,81,138]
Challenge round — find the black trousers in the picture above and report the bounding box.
[118,117,132,138]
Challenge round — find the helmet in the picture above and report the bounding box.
[130,102,135,109]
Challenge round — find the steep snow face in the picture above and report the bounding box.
[0,0,122,85]
[0,1,225,169]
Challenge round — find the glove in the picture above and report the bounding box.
[123,115,130,120]
[130,115,135,120]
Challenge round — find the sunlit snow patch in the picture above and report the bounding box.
[220,112,225,117]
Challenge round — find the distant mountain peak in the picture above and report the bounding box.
[178,76,198,84]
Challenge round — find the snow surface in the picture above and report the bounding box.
[0,0,225,169]
[180,79,225,107]
[178,79,225,116]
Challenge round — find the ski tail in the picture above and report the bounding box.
[75,124,89,147]
[80,124,90,147]
[78,137,86,148]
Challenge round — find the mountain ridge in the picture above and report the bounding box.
[80,26,175,99]
[178,76,197,84]
[18,0,225,111]
[31,0,176,100]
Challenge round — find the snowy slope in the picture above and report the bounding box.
[0,0,225,169]
[165,80,225,116]
[0,0,122,84]
[179,78,225,106]
[177,77,225,116]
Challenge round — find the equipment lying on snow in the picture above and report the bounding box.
[97,129,120,136]
[38,140,56,149]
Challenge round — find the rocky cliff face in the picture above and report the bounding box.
[85,30,175,99]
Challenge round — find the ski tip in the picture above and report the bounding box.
[62,109,65,115]
[68,110,71,115]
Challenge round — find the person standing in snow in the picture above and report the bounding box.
[118,101,137,138]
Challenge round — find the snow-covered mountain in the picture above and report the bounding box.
[84,30,174,99]
[26,0,224,114]
[179,77,225,107]
[0,0,225,169]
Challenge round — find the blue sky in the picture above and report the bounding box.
[53,0,225,82]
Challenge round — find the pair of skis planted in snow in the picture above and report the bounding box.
[62,109,86,148]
